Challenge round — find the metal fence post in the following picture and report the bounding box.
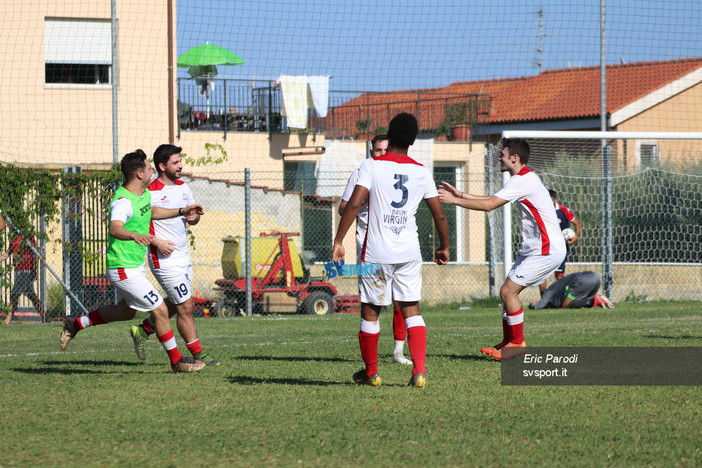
[39,213,47,319]
[486,145,496,297]
[62,166,84,316]
[245,168,252,317]
[223,78,228,140]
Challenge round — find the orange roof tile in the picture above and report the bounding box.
[327,57,702,134]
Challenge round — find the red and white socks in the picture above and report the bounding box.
[505,308,525,344]
[142,317,156,335]
[405,315,426,376]
[492,309,512,349]
[75,308,107,331]
[143,318,204,360]
[392,306,412,364]
[392,306,407,342]
[185,339,203,356]
[358,318,380,377]
[157,330,184,365]
[358,313,426,377]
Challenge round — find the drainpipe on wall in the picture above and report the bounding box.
[167,0,175,144]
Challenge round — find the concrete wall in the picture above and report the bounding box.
[308,262,702,305]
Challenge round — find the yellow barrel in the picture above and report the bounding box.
[221,235,304,280]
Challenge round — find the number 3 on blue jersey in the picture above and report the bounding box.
[392,174,409,208]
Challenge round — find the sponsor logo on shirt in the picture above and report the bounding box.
[324,260,381,279]
[384,208,407,235]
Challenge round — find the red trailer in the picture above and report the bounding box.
[212,232,359,316]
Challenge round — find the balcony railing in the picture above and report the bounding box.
[177,77,283,138]
[177,77,490,142]
[314,91,490,142]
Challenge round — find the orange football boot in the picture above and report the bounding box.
[480,339,510,357]
[490,340,527,361]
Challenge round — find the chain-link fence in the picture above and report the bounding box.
[0,229,46,324]
[491,136,702,302]
[2,142,702,324]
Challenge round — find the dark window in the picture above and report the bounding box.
[640,144,659,167]
[302,196,332,264]
[45,64,110,84]
[283,162,316,194]
[283,162,330,263]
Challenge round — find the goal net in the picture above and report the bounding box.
[490,131,702,301]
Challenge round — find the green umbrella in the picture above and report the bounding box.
[177,43,244,68]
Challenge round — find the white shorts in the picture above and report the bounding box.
[151,263,194,305]
[106,265,164,312]
[507,253,566,287]
[359,258,422,306]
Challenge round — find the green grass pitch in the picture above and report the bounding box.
[1,301,700,466]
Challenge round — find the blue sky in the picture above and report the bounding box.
[176,0,701,92]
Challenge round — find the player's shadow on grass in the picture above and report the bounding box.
[429,353,487,362]
[227,375,407,387]
[40,359,144,367]
[227,375,345,386]
[644,334,702,340]
[235,355,354,363]
[12,359,147,375]
[13,366,146,375]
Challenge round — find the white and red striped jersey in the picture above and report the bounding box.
[495,167,566,257]
[355,152,438,263]
[147,179,195,269]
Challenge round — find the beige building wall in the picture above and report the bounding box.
[613,86,702,170]
[435,142,487,263]
[176,131,325,188]
[0,0,173,167]
[175,134,488,265]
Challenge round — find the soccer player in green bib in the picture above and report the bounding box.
[59,149,206,373]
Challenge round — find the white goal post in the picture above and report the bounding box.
[496,130,702,299]
[502,131,702,140]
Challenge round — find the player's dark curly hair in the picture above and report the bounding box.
[501,138,530,164]
[121,149,148,181]
[370,134,388,148]
[153,144,183,173]
[387,113,418,149]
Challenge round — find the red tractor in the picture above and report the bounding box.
[212,232,359,316]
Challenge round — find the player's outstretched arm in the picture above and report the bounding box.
[152,204,204,220]
[438,181,461,198]
[425,197,449,265]
[439,187,506,212]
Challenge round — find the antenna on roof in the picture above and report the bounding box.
[503,9,556,74]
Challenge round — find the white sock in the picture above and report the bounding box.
[78,316,91,329]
